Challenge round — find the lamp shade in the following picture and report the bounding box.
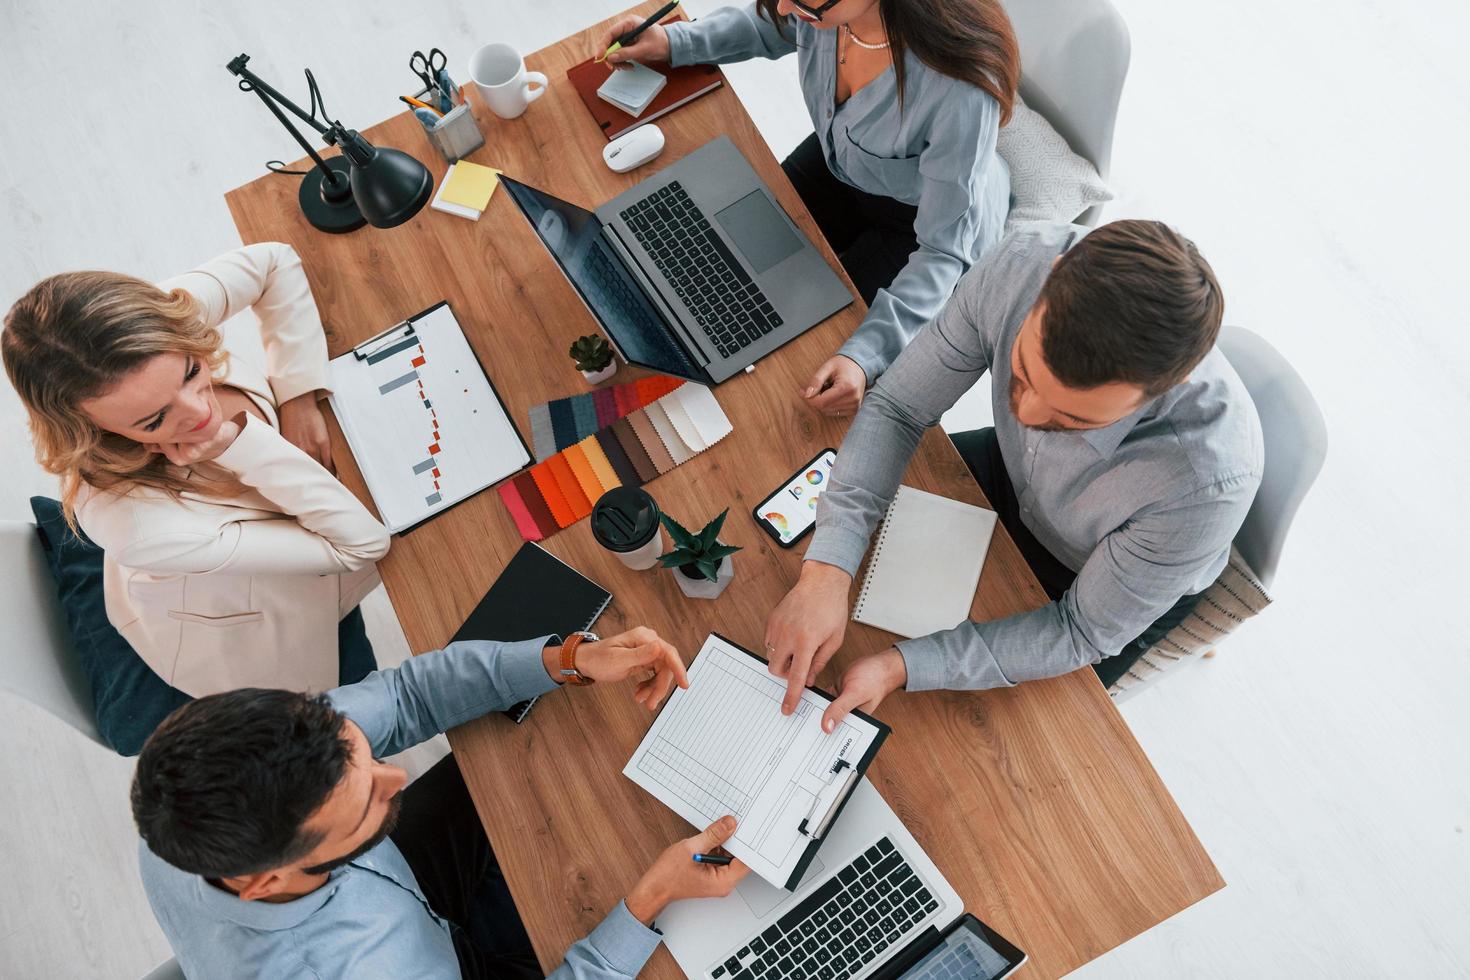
[346,142,433,228]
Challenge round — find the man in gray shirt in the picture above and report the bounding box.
[763,220,1263,725]
[132,627,749,978]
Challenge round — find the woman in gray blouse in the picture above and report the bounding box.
[602,0,1018,415]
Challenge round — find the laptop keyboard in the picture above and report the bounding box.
[710,837,940,980]
[581,240,700,377]
[620,181,784,359]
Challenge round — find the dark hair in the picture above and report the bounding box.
[756,0,1020,123]
[131,689,352,879]
[1038,220,1224,397]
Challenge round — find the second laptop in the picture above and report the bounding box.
[502,136,853,385]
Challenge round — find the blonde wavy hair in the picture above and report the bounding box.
[3,271,242,526]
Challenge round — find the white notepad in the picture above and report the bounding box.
[327,303,530,533]
[851,485,998,639]
[597,62,668,117]
[624,634,889,889]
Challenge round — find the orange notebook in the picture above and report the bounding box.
[567,51,724,141]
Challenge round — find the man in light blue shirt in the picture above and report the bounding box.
[132,627,749,978]
[763,220,1263,722]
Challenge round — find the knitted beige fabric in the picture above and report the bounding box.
[1108,547,1272,701]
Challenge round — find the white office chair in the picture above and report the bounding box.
[0,519,106,748]
[1006,0,1132,225]
[1218,326,1328,591]
[140,958,184,980]
[1109,327,1327,701]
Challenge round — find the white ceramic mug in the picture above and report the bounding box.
[469,43,548,119]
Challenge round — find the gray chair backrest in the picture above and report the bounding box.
[1006,0,1131,224]
[0,519,105,748]
[1217,327,1328,589]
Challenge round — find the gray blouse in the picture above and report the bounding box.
[665,4,1011,381]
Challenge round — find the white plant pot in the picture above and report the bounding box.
[580,361,618,384]
[673,555,734,599]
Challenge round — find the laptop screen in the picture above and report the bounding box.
[900,916,1022,980]
[500,176,701,380]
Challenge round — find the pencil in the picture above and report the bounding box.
[399,95,444,117]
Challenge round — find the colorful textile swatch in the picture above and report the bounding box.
[527,375,685,461]
[497,382,734,541]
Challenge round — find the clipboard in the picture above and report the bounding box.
[328,302,531,534]
[624,632,890,890]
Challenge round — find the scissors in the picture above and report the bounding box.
[409,48,448,92]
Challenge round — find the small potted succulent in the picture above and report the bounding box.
[569,333,617,384]
[658,508,741,599]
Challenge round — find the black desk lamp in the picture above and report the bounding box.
[227,54,432,233]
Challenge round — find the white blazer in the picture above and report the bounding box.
[75,244,390,697]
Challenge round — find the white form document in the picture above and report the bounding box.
[624,634,888,888]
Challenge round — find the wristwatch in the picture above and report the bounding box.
[559,630,600,686]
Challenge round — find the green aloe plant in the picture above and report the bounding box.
[568,334,614,372]
[658,509,742,582]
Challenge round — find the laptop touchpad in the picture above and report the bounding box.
[716,190,803,275]
[736,856,828,918]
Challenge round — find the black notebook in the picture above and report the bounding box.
[453,542,613,723]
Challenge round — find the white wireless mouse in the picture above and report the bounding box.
[603,124,666,173]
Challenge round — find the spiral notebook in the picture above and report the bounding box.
[851,486,998,639]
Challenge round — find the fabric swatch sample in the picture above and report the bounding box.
[545,453,591,519]
[611,418,659,483]
[627,410,674,473]
[530,461,576,528]
[569,394,599,442]
[564,442,608,505]
[548,399,579,457]
[497,479,545,542]
[597,428,645,487]
[527,375,686,460]
[676,382,734,446]
[512,471,558,537]
[646,401,694,465]
[659,394,707,453]
[500,381,735,542]
[580,435,622,494]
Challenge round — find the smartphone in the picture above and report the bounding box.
[752,449,837,548]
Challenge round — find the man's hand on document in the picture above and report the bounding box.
[822,648,908,732]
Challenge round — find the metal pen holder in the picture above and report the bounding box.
[417,87,485,162]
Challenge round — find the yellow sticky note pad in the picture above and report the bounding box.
[440,162,501,211]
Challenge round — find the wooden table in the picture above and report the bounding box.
[225,5,1222,975]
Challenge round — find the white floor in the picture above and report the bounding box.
[2,0,1468,977]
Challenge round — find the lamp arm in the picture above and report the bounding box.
[227,54,349,186]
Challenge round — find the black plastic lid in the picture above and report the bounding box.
[591,487,661,552]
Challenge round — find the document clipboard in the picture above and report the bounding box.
[624,633,890,890]
[328,302,531,534]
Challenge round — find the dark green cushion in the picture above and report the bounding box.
[29,497,189,756]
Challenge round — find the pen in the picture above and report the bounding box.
[400,95,444,117]
[598,0,682,62]
[692,853,733,866]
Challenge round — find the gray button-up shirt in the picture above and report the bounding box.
[665,4,1011,381]
[805,222,1264,690]
[138,637,663,979]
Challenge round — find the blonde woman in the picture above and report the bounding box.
[3,243,390,701]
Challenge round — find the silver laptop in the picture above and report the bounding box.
[501,136,852,385]
[657,779,1027,980]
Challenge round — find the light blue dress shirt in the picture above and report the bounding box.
[665,4,1011,382]
[137,637,663,979]
[806,223,1264,688]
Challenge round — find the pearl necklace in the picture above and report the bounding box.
[839,23,889,65]
[842,24,890,50]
